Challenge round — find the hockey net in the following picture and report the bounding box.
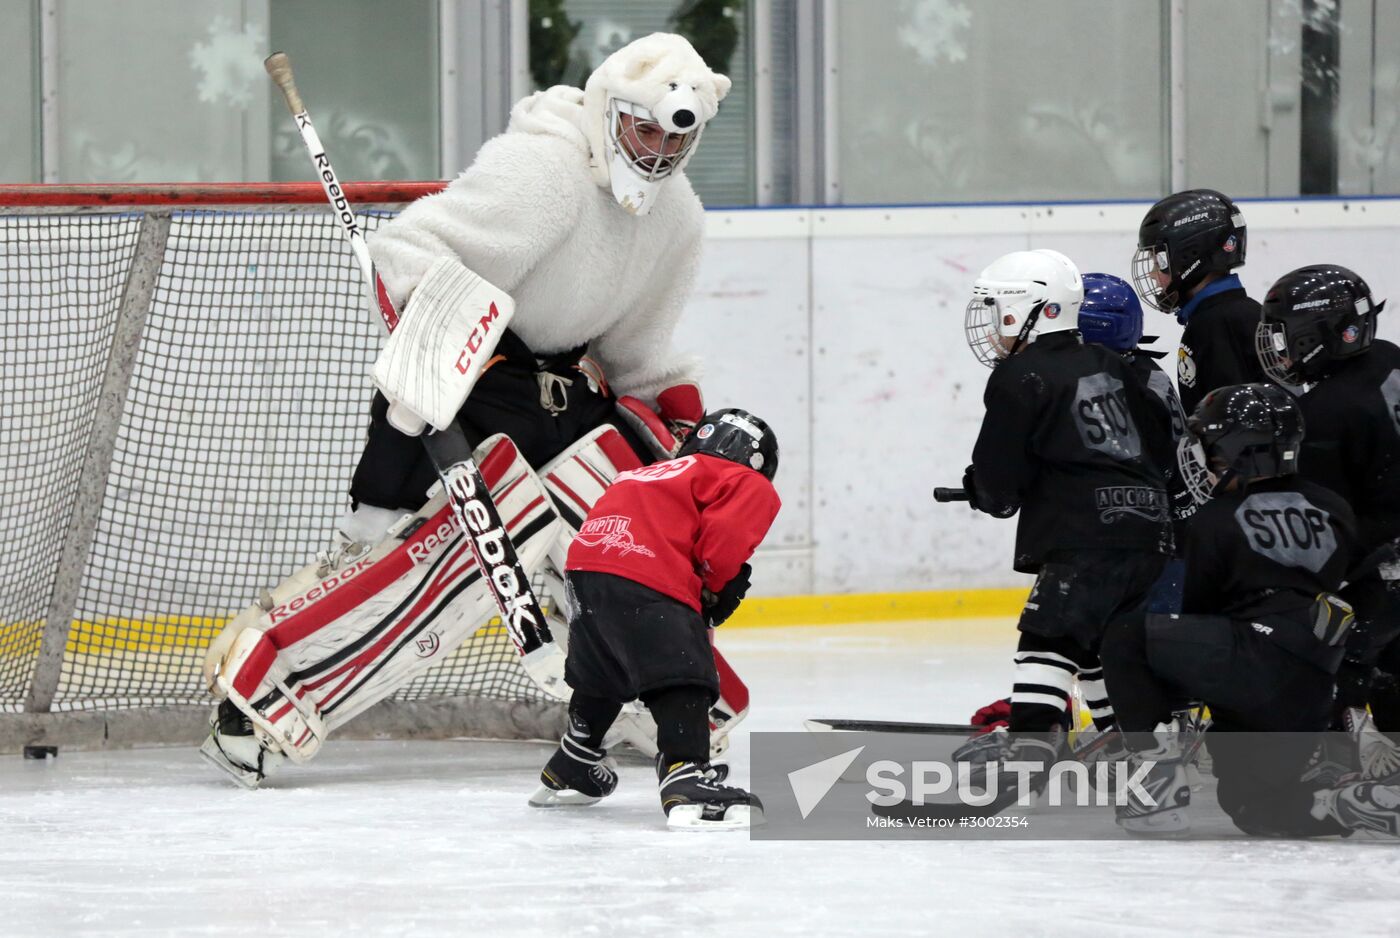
[0,183,562,751]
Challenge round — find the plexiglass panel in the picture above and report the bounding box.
[832,0,1168,204]
[533,0,757,206]
[0,0,38,183]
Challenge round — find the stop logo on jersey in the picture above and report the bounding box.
[1073,372,1142,461]
[1234,492,1338,574]
[566,453,781,611]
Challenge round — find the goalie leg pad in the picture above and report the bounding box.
[709,644,750,758]
[539,424,645,569]
[202,505,413,696]
[208,434,561,762]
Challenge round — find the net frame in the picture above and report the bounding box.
[0,183,564,752]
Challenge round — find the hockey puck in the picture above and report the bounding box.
[22,745,58,760]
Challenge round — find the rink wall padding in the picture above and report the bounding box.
[0,695,565,755]
[686,196,1400,597]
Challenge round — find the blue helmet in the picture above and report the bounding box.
[1078,273,1144,352]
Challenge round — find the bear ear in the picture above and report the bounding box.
[622,54,659,82]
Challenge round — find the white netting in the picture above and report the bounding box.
[0,188,546,718]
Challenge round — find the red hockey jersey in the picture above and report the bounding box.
[565,453,782,611]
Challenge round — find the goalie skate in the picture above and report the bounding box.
[198,700,286,790]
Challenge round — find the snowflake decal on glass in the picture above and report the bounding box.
[190,17,266,107]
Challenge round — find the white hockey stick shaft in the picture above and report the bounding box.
[264,52,396,330]
[263,52,558,664]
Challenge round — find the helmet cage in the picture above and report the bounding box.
[1255,319,1300,384]
[1176,433,1216,504]
[1131,244,1174,313]
[964,288,1046,368]
[606,97,702,184]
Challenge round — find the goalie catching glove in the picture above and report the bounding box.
[616,382,704,459]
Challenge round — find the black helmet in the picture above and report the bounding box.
[1258,264,1383,385]
[1178,383,1304,502]
[1132,189,1247,317]
[678,408,778,480]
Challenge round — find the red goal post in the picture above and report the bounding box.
[0,182,564,753]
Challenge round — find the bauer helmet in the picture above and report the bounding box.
[964,249,1084,367]
[679,408,778,481]
[582,33,731,216]
[1132,189,1246,317]
[1257,264,1383,385]
[1078,272,1144,352]
[1177,383,1304,503]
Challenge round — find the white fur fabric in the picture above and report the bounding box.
[368,79,706,402]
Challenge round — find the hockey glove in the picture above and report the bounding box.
[970,697,1011,735]
[961,464,983,512]
[616,382,704,460]
[702,562,752,628]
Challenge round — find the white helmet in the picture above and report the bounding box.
[582,33,731,215]
[964,249,1084,367]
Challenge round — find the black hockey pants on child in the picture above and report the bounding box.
[562,570,719,763]
[1011,550,1165,733]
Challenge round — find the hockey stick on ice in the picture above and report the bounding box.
[264,52,563,693]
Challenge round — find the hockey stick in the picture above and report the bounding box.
[805,718,975,735]
[263,52,560,686]
[932,487,968,503]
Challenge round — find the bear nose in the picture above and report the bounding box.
[672,109,695,129]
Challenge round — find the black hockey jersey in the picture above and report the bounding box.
[1293,338,1400,552]
[1182,477,1358,619]
[1176,285,1266,414]
[971,332,1173,573]
[1127,351,1194,527]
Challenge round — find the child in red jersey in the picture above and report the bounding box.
[529,408,781,829]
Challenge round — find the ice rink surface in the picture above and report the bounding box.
[4,619,1399,938]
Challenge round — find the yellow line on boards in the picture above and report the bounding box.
[0,589,1030,656]
[723,589,1030,628]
